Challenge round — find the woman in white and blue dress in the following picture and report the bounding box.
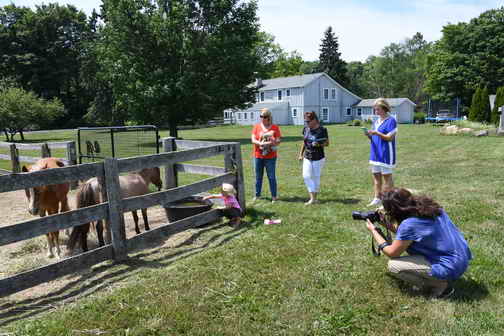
[365,98,397,207]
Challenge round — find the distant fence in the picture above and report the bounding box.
[0,137,245,297]
[0,141,77,174]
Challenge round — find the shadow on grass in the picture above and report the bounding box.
[389,276,489,302]
[0,220,248,327]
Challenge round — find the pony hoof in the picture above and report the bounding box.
[47,253,54,258]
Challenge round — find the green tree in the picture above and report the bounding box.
[346,61,367,97]
[425,7,504,106]
[97,0,260,137]
[270,51,304,78]
[316,26,348,86]
[469,87,483,122]
[480,87,491,122]
[0,86,64,141]
[254,31,284,79]
[0,4,95,127]
[491,87,504,125]
[299,60,319,74]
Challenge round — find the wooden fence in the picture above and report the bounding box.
[0,141,77,175]
[0,137,245,297]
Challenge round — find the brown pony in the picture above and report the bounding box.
[67,167,162,254]
[22,158,70,259]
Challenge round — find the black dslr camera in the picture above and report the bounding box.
[351,210,381,223]
[352,210,390,256]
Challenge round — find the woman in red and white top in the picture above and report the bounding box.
[250,108,281,202]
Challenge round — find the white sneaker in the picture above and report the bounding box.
[367,198,381,207]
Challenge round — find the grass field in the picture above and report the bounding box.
[2,124,504,335]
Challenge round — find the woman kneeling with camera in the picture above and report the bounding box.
[366,188,472,298]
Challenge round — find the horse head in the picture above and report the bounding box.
[22,165,42,215]
[139,167,163,191]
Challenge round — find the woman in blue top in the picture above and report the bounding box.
[365,98,397,207]
[366,188,472,298]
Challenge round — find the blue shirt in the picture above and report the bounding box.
[369,117,397,168]
[395,211,472,280]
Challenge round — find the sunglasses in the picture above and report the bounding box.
[260,115,270,119]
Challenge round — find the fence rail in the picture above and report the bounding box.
[0,137,245,297]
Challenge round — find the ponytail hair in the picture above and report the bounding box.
[380,188,442,223]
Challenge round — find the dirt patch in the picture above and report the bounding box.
[0,190,229,303]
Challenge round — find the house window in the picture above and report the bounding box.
[260,92,264,102]
[237,113,242,120]
[331,88,336,100]
[322,108,329,121]
[323,88,329,100]
[250,112,254,120]
[244,112,247,120]
[278,90,282,101]
[292,108,297,118]
[346,108,352,116]
[357,108,362,116]
[256,94,259,102]
[286,89,290,97]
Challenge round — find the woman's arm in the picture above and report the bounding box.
[366,220,412,258]
[367,130,396,142]
[251,133,261,145]
[298,142,305,160]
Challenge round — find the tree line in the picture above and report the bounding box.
[1,2,504,139]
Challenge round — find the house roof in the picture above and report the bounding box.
[353,98,416,108]
[489,94,496,110]
[240,102,289,113]
[257,73,325,91]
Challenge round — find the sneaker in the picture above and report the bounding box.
[434,286,455,299]
[271,197,278,203]
[367,198,382,207]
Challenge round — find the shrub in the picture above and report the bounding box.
[414,112,426,124]
[352,119,361,126]
[346,120,353,126]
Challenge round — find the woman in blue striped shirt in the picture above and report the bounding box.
[365,98,397,207]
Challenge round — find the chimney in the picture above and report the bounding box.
[255,77,263,88]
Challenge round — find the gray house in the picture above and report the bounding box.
[225,73,415,125]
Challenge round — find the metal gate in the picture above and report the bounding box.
[77,126,159,164]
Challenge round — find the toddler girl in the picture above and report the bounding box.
[203,183,242,227]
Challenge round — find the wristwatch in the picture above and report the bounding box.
[378,242,390,251]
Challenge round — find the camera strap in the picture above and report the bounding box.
[371,226,392,257]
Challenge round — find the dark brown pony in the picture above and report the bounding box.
[22,158,70,259]
[67,167,162,254]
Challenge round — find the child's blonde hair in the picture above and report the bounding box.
[222,183,237,196]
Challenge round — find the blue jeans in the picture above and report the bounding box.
[254,157,277,198]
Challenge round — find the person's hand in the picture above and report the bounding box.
[312,141,319,147]
[298,155,303,161]
[366,219,376,232]
[367,130,377,136]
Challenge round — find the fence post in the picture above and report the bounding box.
[9,144,20,173]
[224,144,234,172]
[162,137,178,189]
[41,143,51,158]
[104,157,128,261]
[232,143,246,212]
[66,141,78,189]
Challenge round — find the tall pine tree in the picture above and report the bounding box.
[469,87,482,121]
[316,27,348,86]
[480,87,491,122]
[491,87,504,125]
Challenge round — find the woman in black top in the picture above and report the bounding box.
[297,111,329,205]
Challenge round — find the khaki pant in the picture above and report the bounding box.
[388,255,446,289]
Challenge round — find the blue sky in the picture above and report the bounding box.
[4,0,503,61]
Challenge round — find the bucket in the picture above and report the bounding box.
[164,196,213,222]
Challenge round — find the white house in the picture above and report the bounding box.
[225,73,416,125]
[353,98,416,124]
